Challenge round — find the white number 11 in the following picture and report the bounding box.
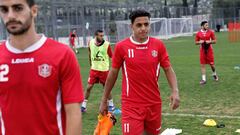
[0,64,9,82]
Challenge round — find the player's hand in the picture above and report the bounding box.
[199,40,204,44]
[169,91,180,110]
[205,40,212,44]
[99,100,108,115]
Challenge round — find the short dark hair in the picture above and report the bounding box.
[129,9,151,24]
[26,0,35,7]
[201,21,208,26]
[95,29,103,36]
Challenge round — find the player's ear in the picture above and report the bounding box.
[130,24,133,31]
[31,5,38,18]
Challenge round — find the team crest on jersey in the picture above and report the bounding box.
[38,64,52,78]
[152,50,158,57]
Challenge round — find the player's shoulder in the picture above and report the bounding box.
[115,37,131,48]
[149,37,165,47]
[208,29,215,33]
[45,38,74,54]
[196,30,202,34]
[0,41,6,50]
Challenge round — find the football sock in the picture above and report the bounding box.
[81,99,88,108]
[108,99,114,107]
[202,74,206,81]
[212,71,217,76]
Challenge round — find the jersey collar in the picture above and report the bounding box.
[201,29,208,33]
[6,34,47,54]
[130,36,149,45]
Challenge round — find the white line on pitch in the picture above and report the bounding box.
[162,113,240,119]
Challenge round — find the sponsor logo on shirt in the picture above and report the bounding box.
[38,64,52,78]
[11,58,34,64]
[152,50,158,57]
[136,46,148,50]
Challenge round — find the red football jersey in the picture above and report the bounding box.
[0,35,84,135]
[195,29,216,50]
[112,37,171,107]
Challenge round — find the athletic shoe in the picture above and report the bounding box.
[199,80,206,85]
[81,107,87,113]
[108,106,115,112]
[213,74,219,81]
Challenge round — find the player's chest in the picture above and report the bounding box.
[199,32,211,39]
[0,55,59,87]
[123,46,159,65]
[91,46,106,54]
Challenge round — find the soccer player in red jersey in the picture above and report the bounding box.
[0,0,84,135]
[99,9,180,135]
[69,29,79,53]
[195,21,218,85]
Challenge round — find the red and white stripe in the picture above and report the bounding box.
[56,90,63,135]
[123,61,129,97]
[124,123,130,133]
[0,109,5,135]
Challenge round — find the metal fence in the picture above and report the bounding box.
[0,1,239,46]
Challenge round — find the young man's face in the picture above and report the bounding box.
[131,16,150,40]
[202,23,209,30]
[96,32,104,43]
[0,0,37,35]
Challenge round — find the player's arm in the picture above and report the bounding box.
[65,103,82,135]
[206,31,216,44]
[99,68,120,115]
[60,48,84,134]
[195,33,204,45]
[99,43,123,114]
[163,66,180,110]
[107,45,113,59]
[88,47,91,66]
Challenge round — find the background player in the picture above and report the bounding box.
[99,9,180,135]
[81,30,115,113]
[0,0,84,134]
[69,29,79,53]
[195,21,218,85]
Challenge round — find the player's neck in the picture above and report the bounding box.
[132,35,148,43]
[9,27,40,51]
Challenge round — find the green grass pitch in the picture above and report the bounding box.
[76,32,240,135]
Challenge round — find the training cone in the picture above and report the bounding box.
[203,119,217,127]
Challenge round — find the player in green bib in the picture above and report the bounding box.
[81,30,115,112]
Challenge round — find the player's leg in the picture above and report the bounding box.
[81,70,97,112]
[73,41,78,54]
[81,84,94,112]
[200,50,207,85]
[122,106,145,135]
[200,64,207,84]
[100,71,115,112]
[208,50,218,81]
[144,104,162,135]
[70,39,78,53]
[107,93,115,112]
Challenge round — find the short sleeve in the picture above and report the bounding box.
[159,42,171,68]
[211,31,216,40]
[60,49,84,104]
[112,43,124,68]
[195,32,200,42]
[107,45,113,58]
